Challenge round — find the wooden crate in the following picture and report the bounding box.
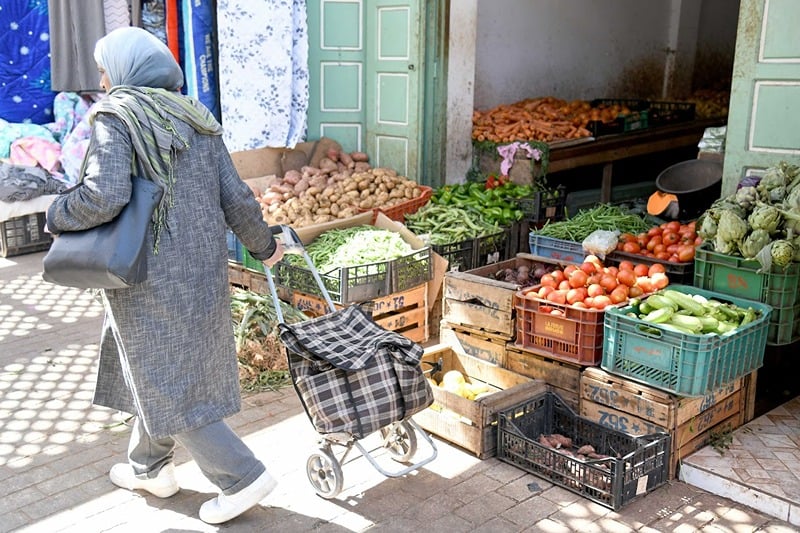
[228,263,428,343]
[504,345,582,411]
[413,344,547,459]
[580,367,751,479]
[439,321,508,366]
[442,253,558,338]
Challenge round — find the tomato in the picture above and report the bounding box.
[620,232,637,243]
[653,244,666,255]
[609,286,629,304]
[636,233,649,248]
[616,269,636,288]
[677,245,695,262]
[668,255,680,262]
[620,241,638,253]
[662,232,680,245]
[618,260,635,271]
[651,272,669,289]
[599,274,618,292]
[695,236,704,246]
[656,251,671,260]
[647,226,662,237]
[568,269,588,288]
[540,274,557,288]
[587,283,605,297]
[665,220,681,233]
[592,295,613,310]
[646,236,662,252]
[547,290,567,305]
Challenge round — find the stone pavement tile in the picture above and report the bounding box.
[500,494,558,526]
[497,472,552,503]
[453,489,517,525]
[470,515,524,533]
[484,460,529,484]
[525,517,573,532]
[545,498,612,532]
[696,500,773,532]
[401,491,464,523]
[447,471,504,503]
[647,492,729,532]
[538,484,581,508]
[757,521,800,533]
[608,479,707,528]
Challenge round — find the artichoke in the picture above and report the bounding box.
[717,210,748,243]
[757,166,788,201]
[771,239,795,268]
[734,186,759,211]
[714,233,737,255]
[697,212,718,240]
[793,235,800,261]
[748,203,782,233]
[739,229,771,259]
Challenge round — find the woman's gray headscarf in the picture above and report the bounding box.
[93,26,184,90]
[88,27,222,252]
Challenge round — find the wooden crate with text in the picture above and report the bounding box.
[580,367,751,479]
[413,343,547,459]
[439,321,509,367]
[504,344,582,411]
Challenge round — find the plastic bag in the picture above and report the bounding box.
[582,229,620,260]
[697,126,726,153]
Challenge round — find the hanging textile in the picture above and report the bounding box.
[47,0,105,93]
[217,0,309,151]
[181,0,220,120]
[104,0,131,32]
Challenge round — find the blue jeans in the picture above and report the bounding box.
[126,416,266,495]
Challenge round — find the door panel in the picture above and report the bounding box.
[308,0,423,180]
[723,0,800,196]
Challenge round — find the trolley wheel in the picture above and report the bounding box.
[306,447,344,499]
[380,420,417,462]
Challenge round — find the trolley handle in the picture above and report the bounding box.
[264,224,338,323]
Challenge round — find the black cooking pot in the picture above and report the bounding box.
[655,159,722,220]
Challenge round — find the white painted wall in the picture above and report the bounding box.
[445,0,740,184]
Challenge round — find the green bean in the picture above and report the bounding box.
[532,204,651,242]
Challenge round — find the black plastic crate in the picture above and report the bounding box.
[433,239,475,272]
[514,185,567,224]
[647,100,696,127]
[497,391,670,511]
[588,99,649,137]
[474,227,512,267]
[1,213,52,258]
[391,246,433,292]
[273,259,392,304]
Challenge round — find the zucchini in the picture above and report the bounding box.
[661,290,706,316]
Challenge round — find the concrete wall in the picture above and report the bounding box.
[445,0,740,184]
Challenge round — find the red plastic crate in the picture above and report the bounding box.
[361,185,432,223]
[513,290,608,365]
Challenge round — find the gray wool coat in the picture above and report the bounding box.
[46,114,276,439]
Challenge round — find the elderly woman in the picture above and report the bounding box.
[45,27,283,524]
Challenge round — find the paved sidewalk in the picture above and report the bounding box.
[1,251,797,532]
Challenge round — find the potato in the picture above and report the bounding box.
[354,162,371,173]
[318,157,338,173]
[350,151,369,163]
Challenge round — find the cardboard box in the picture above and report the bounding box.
[413,344,547,459]
[230,138,343,180]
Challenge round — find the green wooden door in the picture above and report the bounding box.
[307,0,425,182]
[723,0,800,196]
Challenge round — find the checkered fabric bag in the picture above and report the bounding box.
[278,305,434,438]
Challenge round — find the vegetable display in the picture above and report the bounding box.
[698,161,800,270]
[253,149,425,227]
[616,220,701,263]
[531,204,653,243]
[404,204,501,245]
[231,288,309,385]
[628,288,761,336]
[518,254,669,311]
[430,180,536,227]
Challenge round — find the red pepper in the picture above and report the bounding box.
[486,175,498,189]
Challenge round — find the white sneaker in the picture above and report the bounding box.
[109,462,179,498]
[199,470,277,524]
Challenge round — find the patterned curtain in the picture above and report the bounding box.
[216,0,309,151]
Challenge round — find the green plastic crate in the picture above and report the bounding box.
[602,285,771,397]
[693,245,800,345]
[241,248,265,273]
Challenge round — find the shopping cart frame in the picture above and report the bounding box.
[264,225,438,499]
